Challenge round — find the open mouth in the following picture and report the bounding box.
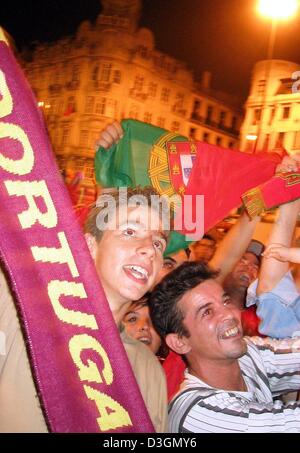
[138,336,151,346]
[238,273,250,284]
[219,326,240,340]
[123,264,149,284]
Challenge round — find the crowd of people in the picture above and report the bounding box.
[1,119,300,433]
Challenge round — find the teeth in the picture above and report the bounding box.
[124,265,149,279]
[139,337,151,345]
[223,327,239,338]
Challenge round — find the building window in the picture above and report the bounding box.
[129,104,139,120]
[203,132,210,142]
[206,105,213,124]
[175,92,184,108]
[84,166,94,179]
[277,132,285,147]
[71,65,80,82]
[219,111,226,126]
[228,141,234,149]
[144,112,152,123]
[257,79,266,96]
[95,97,106,115]
[80,130,89,147]
[171,121,180,132]
[85,96,95,113]
[148,82,157,98]
[100,63,112,82]
[64,96,76,115]
[252,108,261,125]
[245,139,255,153]
[269,107,275,125]
[282,106,290,119]
[231,116,237,130]
[157,116,165,128]
[92,65,99,81]
[161,87,170,103]
[61,128,70,146]
[262,134,270,151]
[189,127,196,139]
[216,136,222,146]
[133,75,144,91]
[293,131,300,149]
[191,99,201,120]
[113,70,121,84]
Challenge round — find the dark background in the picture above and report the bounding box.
[1,0,300,99]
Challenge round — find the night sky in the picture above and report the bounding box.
[1,0,300,99]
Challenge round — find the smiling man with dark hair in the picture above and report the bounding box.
[150,261,300,433]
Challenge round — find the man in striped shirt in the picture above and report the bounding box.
[149,261,300,433]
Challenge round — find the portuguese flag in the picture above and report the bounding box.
[95,119,285,248]
[95,119,191,255]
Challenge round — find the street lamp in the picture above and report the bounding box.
[253,0,299,152]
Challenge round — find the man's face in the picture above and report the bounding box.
[122,304,162,354]
[156,249,188,283]
[179,279,247,362]
[231,252,259,288]
[190,238,216,263]
[90,204,166,309]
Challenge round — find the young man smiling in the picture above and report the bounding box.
[150,261,300,433]
[84,186,169,432]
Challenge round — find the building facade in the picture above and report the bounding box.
[21,0,242,201]
[240,59,300,155]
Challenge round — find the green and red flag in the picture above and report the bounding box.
[95,119,192,255]
[95,119,285,243]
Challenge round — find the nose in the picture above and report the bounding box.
[138,319,150,332]
[136,237,155,258]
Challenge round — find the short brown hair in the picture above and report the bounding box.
[84,185,172,242]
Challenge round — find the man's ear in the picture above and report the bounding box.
[85,233,97,260]
[166,333,191,355]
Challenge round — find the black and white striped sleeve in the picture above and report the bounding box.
[248,336,300,395]
[169,390,300,433]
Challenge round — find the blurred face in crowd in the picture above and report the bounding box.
[156,249,188,283]
[86,204,167,318]
[122,303,161,354]
[190,237,216,263]
[171,279,246,363]
[230,252,259,289]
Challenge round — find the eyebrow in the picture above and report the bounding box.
[195,302,212,318]
[120,220,167,239]
[164,257,176,264]
[194,292,230,318]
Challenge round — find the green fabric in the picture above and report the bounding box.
[94,119,192,255]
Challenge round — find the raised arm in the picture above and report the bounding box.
[94,121,124,150]
[257,198,300,295]
[209,211,261,283]
[263,244,300,264]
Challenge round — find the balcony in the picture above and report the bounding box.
[48,83,62,94]
[129,88,148,101]
[65,80,80,90]
[93,81,111,91]
[190,113,239,137]
[171,105,187,117]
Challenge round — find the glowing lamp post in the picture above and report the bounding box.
[253,0,298,152]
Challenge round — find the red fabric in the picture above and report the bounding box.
[241,306,265,338]
[246,171,300,214]
[163,351,186,402]
[174,142,282,238]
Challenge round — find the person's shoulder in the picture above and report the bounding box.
[121,331,161,368]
